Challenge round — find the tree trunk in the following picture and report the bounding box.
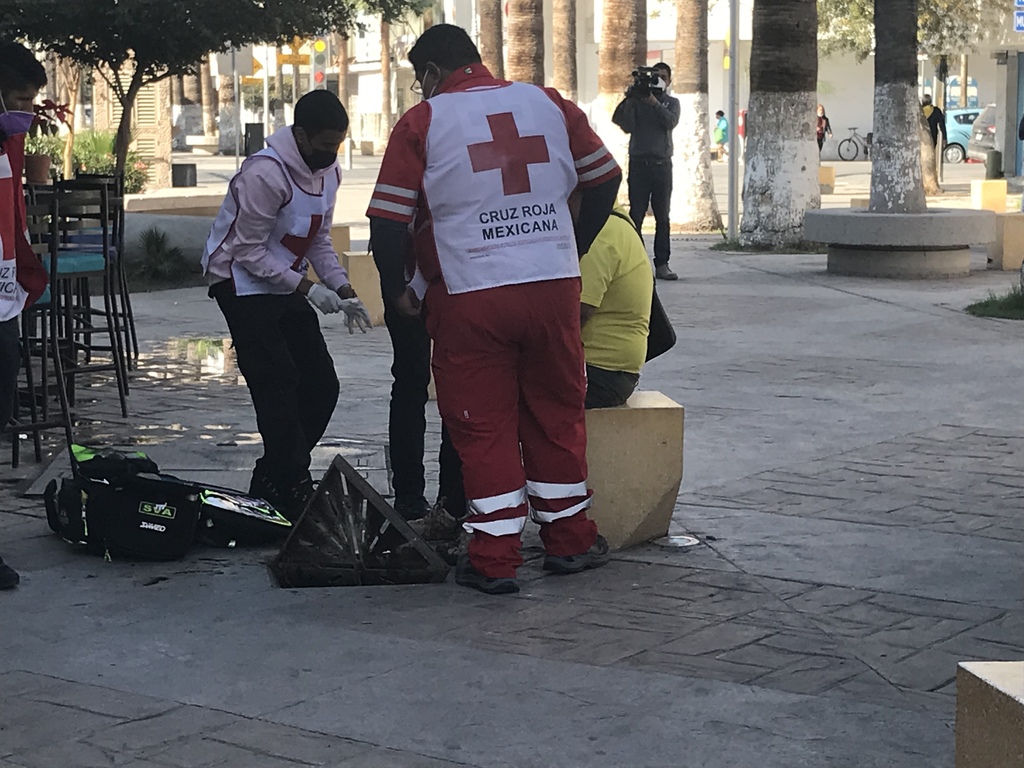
[670,0,722,231]
[959,54,968,108]
[381,20,393,144]
[508,0,544,84]
[335,34,350,114]
[869,0,926,213]
[172,76,185,108]
[593,0,640,193]
[182,73,201,105]
[217,74,236,153]
[422,5,435,28]
[479,0,505,78]
[553,0,577,100]
[58,59,82,179]
[273,47,285,129]
[635,0,647,68]
[114,75,144,172]
[740,0,819,247]
[200,58,217,136]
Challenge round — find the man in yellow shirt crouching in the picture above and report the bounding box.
[579,207,653,408]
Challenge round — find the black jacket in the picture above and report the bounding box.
[612,92,681,162]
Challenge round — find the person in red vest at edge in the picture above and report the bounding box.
[368,24,622,595]
[0,43,48,590]
[203,90,371,521]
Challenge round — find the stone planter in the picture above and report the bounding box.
[23,154,51,184]
[804,208,997,279]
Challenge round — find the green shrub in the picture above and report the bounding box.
[128,228,195,283]
[965,284,1024,320]
[24,133,65,166]
[71,131,148,194]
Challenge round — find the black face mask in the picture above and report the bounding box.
[304,149,336,171]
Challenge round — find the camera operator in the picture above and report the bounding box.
[612,62,680,281]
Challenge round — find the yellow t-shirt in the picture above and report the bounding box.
[579,211,653,374]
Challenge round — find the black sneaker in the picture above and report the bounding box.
[0,557,20,590]
[543,535,611,575]
[249,472,315,523]
[454,556,519,595]
[394,495,430,522]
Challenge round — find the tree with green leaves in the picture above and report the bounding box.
[819,0,1012,58]
[0,0,420,170]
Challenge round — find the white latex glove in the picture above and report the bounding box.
[340,298,372,334]
[307,283,345,315]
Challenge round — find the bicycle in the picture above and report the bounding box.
[837,127,871,161]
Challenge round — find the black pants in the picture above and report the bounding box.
[0,317,19,430]
[383,300,465,515]
[628,160,672,267]
[585,364,639,409]
[211,282,339,488]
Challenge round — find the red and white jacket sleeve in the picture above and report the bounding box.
[546,89,622,188]
[366,105,430,224]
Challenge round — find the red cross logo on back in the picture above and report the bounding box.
[280,214,323,270]
[467,113,550,196]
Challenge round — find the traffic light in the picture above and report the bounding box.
[312,38,328,89]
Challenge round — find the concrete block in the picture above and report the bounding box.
[971,179,1008,214]
[849,198,870,209]
[184,134,220,155]
[819,166,835,195]
[125,192,225,217]
[584,391,684,550]
[955,661,1024,768]
[360,141,375,156]
[986,213,1024,271]
[342,251,385,327]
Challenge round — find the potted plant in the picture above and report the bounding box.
[24,99,69,184]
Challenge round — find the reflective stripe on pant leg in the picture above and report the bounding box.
[463,486,528,536]
[526,480,592,524]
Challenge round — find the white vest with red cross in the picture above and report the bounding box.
[422,82,580,295]
[202,146,338,297]
[0,152,28,323]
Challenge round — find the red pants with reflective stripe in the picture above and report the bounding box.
[425,278,598,578]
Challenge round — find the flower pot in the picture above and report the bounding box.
[24,154,52,184]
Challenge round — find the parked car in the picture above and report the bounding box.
[967,104,997,162]
[944,107,981,163]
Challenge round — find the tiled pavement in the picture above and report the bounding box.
[1,246,1023,767]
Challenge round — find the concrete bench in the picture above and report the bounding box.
[955,661,1024,767]
[125,192,225,217]
[850,197,870,209]
[819,166,835,195]
[971,179,1008,214]
[341,251,385,327]
[185,134,220,155]
[987,213,1024,272]
[585,391,684,550]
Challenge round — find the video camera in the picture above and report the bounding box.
[626,67,666,99]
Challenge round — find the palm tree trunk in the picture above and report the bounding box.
[553,0,577,100]
[507,0,544,84]
[635,0,647,67]
[273,47,285,129]
[58,59,82,179]
[594,0,640,181]
[380,20,393,148]
[740,0,820,247]
[200,58,217,137]
[479,0,505,78]
[869,0,927,212]
[670,0,722,231]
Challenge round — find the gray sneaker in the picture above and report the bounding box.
[454,556,519,595]
[543,535,610,575]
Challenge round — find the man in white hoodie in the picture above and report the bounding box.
[203,90,370,519]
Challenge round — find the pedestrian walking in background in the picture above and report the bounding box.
[713,110,729,161]
[922,94,947,150]
[816,104,833,153]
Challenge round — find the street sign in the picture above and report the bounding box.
[1016,10,1024,31]
[277,53,307,66]
[1017,0,1024,8]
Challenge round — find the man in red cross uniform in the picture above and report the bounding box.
[368,25,622,594]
